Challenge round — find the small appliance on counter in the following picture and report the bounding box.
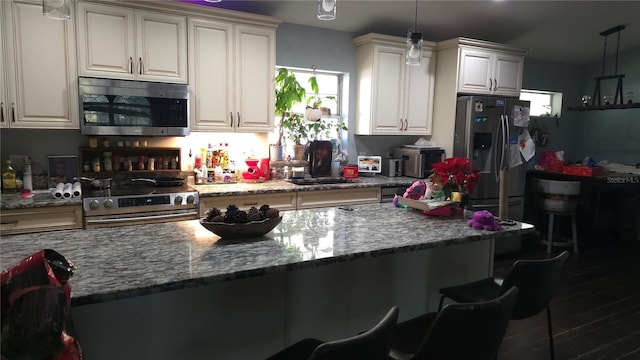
[393,147,444,178]
[384,158,402,177]
[357,156,382,176]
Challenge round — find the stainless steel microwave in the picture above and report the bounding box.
[393,147,445,178]
[79,77,189,136]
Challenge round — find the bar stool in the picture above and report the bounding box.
[534,178,581,253]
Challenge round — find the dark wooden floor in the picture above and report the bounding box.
[495,236,640,360]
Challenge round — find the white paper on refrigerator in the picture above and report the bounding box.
[512,105,530,127]
[518,128,536,162]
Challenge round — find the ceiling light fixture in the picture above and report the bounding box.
[203,0,222,3]
[317,0,336,21]
[405,0,423,66]
[42,0,71,20]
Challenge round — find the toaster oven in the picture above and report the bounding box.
[393,147,445,178]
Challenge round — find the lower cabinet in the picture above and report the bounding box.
[0,205,82,236]
[199,192,297,214]
[296,188,381,209]
[198,187,382,214]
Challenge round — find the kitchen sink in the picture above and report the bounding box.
[285,177,353,185]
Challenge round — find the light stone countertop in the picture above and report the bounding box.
[192,175,417,197]
[0,191,82,210]
[0,203,534,306]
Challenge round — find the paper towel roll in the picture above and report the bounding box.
[52,182,64,199]
[63,183,72,199]
[72,181,82,197]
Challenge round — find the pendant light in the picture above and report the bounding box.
[43,0,71,20]
[317,0,336,21]
[405,0,423,66]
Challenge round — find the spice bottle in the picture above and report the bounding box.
[2,160,17,193]
[148,157,155,171]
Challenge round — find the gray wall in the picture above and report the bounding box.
[521,46,640,165]
[576,46,640,165]
[521,58,584,162]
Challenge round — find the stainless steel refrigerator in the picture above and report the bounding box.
[454,96,530,253]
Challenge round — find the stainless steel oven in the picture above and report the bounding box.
[82,184,199,229]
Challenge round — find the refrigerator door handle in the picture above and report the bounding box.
[494,115,503,182]
[501,114,508,170]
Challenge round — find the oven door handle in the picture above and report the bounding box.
[85,211,199,224]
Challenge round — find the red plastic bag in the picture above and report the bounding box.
[1,249,82,360]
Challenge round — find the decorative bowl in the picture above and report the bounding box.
[199,216,283,239]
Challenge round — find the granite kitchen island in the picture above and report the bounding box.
[1,203,533,360]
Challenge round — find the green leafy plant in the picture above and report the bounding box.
[305,75,336,109]
[274,68,306,146]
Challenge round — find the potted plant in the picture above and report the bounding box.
[273,67,306,160]
[281,112,308,160]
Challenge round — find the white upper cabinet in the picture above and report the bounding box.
[188,18,276,132]
[76,2,187,83]
[431,37,526,156]
[354,33,436,135]
[458,45,524,97]
[1,0,78,129]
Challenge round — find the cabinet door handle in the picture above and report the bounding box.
[237,112,240,127]
[11,103,16,123]
[489,78,493,91]
[139,57,143,74]
[129,56,134,74]
[1,102,5,123]
[229,112,234,127]
[494,78,497,91]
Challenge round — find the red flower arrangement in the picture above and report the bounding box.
[430,157,480,199]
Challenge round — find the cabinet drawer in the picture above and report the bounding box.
[296,188,381,209]
[0,206,82,236]
[200,192,297,214]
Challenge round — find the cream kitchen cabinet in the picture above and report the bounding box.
[0,205,83,236]
[431,37,526,156]
[354,33,436,135]
[1,0,78,129]
[296,188,381,209]
[76,2,187,83]
[188,17,276,132]
[200,192,297,215]
[458,46,524,97]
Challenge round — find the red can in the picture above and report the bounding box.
[343,165,359,178]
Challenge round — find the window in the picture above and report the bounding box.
[285,67,343,117]
[520,89,563,117]
[273,66,348,150]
